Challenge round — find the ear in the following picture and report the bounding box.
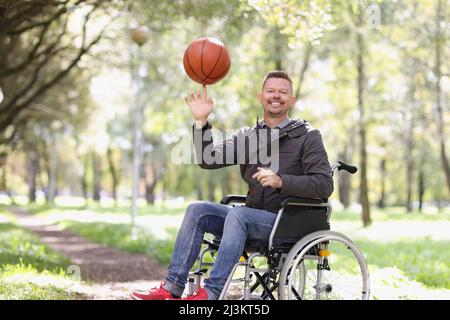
[289,95,297,106]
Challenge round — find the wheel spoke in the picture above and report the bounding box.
[280,235,369,300]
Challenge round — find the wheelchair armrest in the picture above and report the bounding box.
[220,195,247,205]
[281,197,328,207]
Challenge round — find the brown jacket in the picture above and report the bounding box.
[193,119,333,212]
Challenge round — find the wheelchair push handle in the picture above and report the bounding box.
[334,161,358,174]
[220,195,247,205]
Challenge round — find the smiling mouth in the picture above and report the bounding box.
[269,101,283,107]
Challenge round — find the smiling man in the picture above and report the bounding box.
[259,72,296,124]
[132,70,333,301]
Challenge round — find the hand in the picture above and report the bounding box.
[185,85,214,126]
[252,167,282,189]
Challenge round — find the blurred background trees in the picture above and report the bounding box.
[0,0,448,226]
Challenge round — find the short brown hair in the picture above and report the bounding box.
[262,70,293,93]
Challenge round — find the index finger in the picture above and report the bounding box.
[202,85,207,99]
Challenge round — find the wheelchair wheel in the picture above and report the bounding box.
[279,231,370,300]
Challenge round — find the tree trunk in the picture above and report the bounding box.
[46,134,57,203]
[404,66,419,213]
[0,151,14,204]
[337,126,356,208]
[143,149,165,205]
[405,110,415,213]
[26,149,39,203]
[272,27,284,70]
[0,162,5,193]
[195,184,203,200]
[356,21,371,227]
[240,174,247,195]
[418,161,425,212]
[145,182,156,205]
[207,175,215,202]
[294,42,313,98]
[221,171,232,199]
[161,177,167,203]
[107,147,119,204]
[377,158,386,208]
[337,151,351,208]
[406,156,414,212]
[80,156,88,201]
[92,152,101,202]
[434,0,450,197]
[0,150,7,192]
[436,199,442,212]
[143,164,155,205]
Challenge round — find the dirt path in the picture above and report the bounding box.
[9,207,167,300]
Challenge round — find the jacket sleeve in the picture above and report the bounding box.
[279,129,334,199]
[193,121,246,169]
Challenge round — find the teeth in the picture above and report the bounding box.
[270,102,281,106]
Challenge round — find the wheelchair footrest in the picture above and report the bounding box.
[247,295,265,300]
[249,267,270,273]
[230,278,249,283]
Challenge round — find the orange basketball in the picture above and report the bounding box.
[183,37,231,85]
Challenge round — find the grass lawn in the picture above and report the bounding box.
[329,207,449,299]
[0,208,86,300]
[59,220,178,265]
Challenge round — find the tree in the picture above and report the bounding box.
[7,61,100,203]
[387,0,449,207]
[433,0,450,196]
[0,0,121,143]
[247,0,334,95]
[355,2,371,226]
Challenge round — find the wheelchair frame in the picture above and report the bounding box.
[188,161,370,300]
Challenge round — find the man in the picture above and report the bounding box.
[132,70,333,300]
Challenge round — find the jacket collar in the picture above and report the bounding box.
[259,116,292,130]
[254,118,308,140]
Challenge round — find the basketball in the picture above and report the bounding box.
[183,37,231,85]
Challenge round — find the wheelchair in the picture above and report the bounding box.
[187,161,370,300]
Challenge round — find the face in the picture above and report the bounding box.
[258,78,296,118]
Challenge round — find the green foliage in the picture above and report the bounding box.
[0,223,71,272]
[247,0,335,45]
[60,220,176,265]
[357,238,450,289]
[0,264,81,300]
[332,206,450,221]
[1,0,449,218]
[0,210,84,299]
[25,199,185,216]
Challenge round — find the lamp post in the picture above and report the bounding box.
[130,26,150,239]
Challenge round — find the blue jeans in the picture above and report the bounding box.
[163,201,277,299]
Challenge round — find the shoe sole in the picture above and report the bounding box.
[130,292,143,300]
[131,292,177,300]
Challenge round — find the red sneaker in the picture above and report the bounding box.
[182,288,209,300]
[131,282,180,300]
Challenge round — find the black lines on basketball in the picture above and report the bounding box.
[185,46,203,83]
[183,37,231,85]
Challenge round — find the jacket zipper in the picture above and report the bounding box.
[251,120,304,210]
[260,186,265,209]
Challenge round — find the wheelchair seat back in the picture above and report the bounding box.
[271,204,330,250]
